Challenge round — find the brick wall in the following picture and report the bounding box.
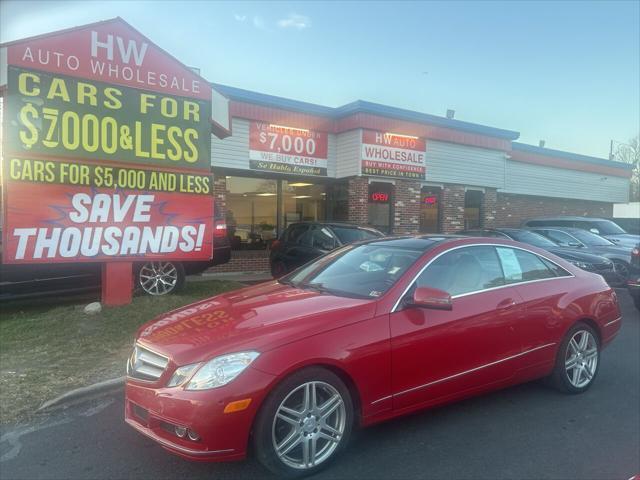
[393,180,421,234]
[348,176,369,225]
[494,193,614,227]
[206,250,270,273]
[483,188,498,228]
[441,184,466,233]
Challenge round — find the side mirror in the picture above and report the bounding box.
[568,242,582,248]
[408,287,453,310]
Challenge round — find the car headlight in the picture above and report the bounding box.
[185,351,260,390]
[570,260,591,270]
[167,363,200,387]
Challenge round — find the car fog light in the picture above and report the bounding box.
[187,429,200,441]
[175,426,187,438]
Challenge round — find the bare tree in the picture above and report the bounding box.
[614,135,640,201]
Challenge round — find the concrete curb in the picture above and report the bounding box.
[37,376,125,413]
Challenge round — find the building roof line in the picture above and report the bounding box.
[512,142,633,170]
[213,83,519,140]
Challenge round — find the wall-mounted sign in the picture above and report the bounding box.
[249,122,328,176]
[361,130,426,179]
[369,191,390,203]
[423,195,438,205]
[2,18,214,266]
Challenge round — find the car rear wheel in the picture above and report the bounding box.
[550,322,600,394]
[136,261,185,296]
[253,367,353,478]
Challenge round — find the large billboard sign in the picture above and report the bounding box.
[361,130,426,179]
[249,121,328,176]
[1,18,214,265]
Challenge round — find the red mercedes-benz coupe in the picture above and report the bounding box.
[125,236,622,477]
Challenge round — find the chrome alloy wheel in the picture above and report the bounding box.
[272,381,346,470]
[565,330,598,388]
[138,262,178,295]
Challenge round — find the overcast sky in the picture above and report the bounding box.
[2,0,639,159]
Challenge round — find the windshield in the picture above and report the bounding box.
[570,229,615,246]
[284,243,422,298]
[332,227,381,244]
[509,230,558,248]
[591,221,626,235]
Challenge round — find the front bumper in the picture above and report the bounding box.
[125,366,276,462]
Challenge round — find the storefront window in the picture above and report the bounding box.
[420,187,441,233]
[368,182,393,234]
[326,182,349,222]
[226,177,277,250]
[281,181,327,228]
[464,189,484,229]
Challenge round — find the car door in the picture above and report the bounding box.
[497,246,574,369]
[389,245,524,410]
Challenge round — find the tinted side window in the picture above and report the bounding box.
[541,258,572,277]
[332,227,380,244]
[416,246,505,296]
[310,227,336,250]
[545,230,575,246]
[496,247,556,283]
[287,225,309,244]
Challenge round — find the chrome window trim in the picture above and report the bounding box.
[370,342,556,404]
[391,243,574,313]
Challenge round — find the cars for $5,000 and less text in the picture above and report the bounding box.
[125,236,621,478]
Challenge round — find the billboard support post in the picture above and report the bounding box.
[102,262,133,306]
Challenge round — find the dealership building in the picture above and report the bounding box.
[207,84,632,272]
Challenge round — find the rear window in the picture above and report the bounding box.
[332,227,381,244]
[286,224,309,243]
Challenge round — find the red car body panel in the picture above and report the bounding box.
[125,237,622,462]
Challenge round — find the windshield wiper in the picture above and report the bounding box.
[301,282,333,294]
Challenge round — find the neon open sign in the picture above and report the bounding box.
[423,195,438,205]
[370,192,389,203]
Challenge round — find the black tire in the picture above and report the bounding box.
[549,322,600,394]
[253,367,354,478]
[271,260,288,278]
[136,261,185,296]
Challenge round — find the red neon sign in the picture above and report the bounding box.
[370,192,390,203]
[423,195,438,205]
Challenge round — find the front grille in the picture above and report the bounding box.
[127,344,169,381]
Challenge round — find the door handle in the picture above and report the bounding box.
[496,298,517,310]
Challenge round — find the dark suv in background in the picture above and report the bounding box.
[269,222,383,277]
[521,216,640,248]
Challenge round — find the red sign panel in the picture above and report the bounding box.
[249,122,329,176]
[423,195,438,205]
[361,130,426,179]
[6,18,210,100]
[369,192,390,203]
[3,175,213,264]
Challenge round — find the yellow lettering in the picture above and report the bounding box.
[18,72,40,96]
[184,101,199,121]
[150,124,166,160]
[140,94,156,114]
[183,128,198,163]
[104,87,122,110]
[47,78,70,102]
[77,82,97,106]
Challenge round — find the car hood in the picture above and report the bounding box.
[585,245,632,259]
[547,247,610,263]
[604,234,640,248]
[136,281,377,365]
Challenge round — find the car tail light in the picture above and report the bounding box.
[214,220,227,238]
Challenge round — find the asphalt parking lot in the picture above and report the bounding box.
[1,289,638,480]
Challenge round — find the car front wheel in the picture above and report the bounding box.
[550,322,600,394]
[253,367,353,478]
[136,261,185,296]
